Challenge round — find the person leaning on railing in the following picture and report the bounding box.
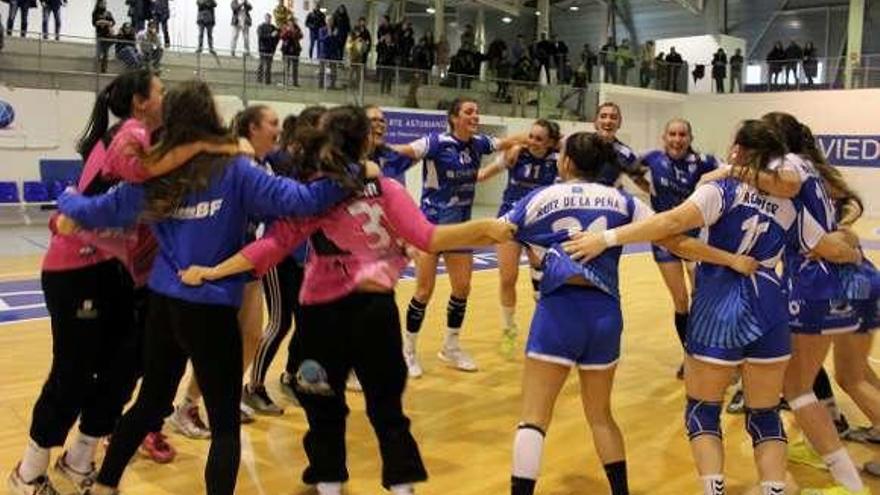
[92,0,116,73]
[376,32,396,94]
[40,0,65,41]
[803,42,818,88]
[6,0,36,38]
[257,13,280,85]
[279,17,302,87]
[729,48,743,93]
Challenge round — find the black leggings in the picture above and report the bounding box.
[291,292,427,488]
[251,257,303,386]
[96,292,243,495]
[31,260,139,447]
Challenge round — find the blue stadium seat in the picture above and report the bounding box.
[39,159,82,184]
[48,180,73,200]
[0,182,20,203]
[23,181,51,203]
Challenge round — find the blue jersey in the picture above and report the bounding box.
[57,156,347,307]
[688,178,798,348]
[501,149,559,206]
[372,145,414,186]
[781,154,845,301]
[411,131,498,210]
[643,150,717,213]
[502,181,653,299]
[597,139,639,186]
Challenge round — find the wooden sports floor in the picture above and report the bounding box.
[1,221,880,495]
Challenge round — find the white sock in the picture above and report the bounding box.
[822,447,864,491]
[316,481,343,495]
[501,306,516,329]
[760,481,785,495]
[701,474,724,495]
[66,432,99,473]
[404,331,418,354]
[389,483,414,494]
[512,426,545,480]
[18,439,50,483]
[444,328,460,349]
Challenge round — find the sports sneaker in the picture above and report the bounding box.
[346,373,362,392]
[787,439,828,471]
[8,464,60,495]
[438,345,478,372]
[864,460,880,477]
[240,402,256,424]
[726,388,745,414]
[842,425,880,444]
[139,431,176,464]
[169,403,211,439]
[54,452,95,494]
[404,348,423,378]
[279,373,300,406]
[499,325,518,359]
[800,485,871,494]
[242,385,284,416]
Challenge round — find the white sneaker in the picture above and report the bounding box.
[346,372,362,392]
[438,345,478,372]
[8,464,60,495]
[168,403,211,439]
[239,402,256,424]
[404,348,423,378]
[53,452,95,494]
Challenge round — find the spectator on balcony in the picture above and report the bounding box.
[125,0,148,32]
[413,34,433,74]
[6,0,36,38]
[196,0,217,54]
[435,34,449,74]
[137,19,163,68]
[487,37,506,78]
[331,4,349,45]
[257,13,279,85]
[40,0,65,41]
[399,20,415,68]
[318,16,341,89]
[353,16,370,64]
[766,41,784,89]
[534,32,553,82]
[494,46,512,101]
[345,31,365,87]
[639,40,655,88]
[460,23,474,50]
[512,53,536,117]
[784,38,802,86]
[304,1,325,59]
[654,51,667,90]
[280,17,302,86]
[600,37,617,83]
[729,47,743,92]
[152,0,169,47]
[711,47,727,93]
[551,33,568,83]
[581,43,597,83]
[230,0,252,57]
[272,0,290,32]
[377,14,391,43]
[616,38,635,85]
[510,34,525,64]
[665,46,683,92]
[376,31,395,94]
[803,41,817,87]
[115,22,142,69]
[92,0,115,73]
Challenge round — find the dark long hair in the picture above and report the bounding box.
[289,105,368,192]
[142,80,236,220]
[76,69,154,160]
[732,119,786,184]
[563,132,618,181]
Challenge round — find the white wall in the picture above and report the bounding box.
[654,34,746,94]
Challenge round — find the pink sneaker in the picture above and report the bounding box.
[139,432,176,464]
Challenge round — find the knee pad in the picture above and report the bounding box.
[685,397,722,440]
[745,407,787,446]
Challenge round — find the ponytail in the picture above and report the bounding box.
[76,86,113,160]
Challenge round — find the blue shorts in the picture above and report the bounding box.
[526,285,622,369]
[687,321,791,366]
[422,205,472,225]
[789,299,861,335]
[652,243,682,263]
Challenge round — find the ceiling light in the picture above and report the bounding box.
[426,7,436,14]
[535,10,541,16]
[569,5,580,11]
[501,16,512,23]
[319,7,327,13]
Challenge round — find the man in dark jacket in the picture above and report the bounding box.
[6,0,37,37]
[729,48,743,92]
[126,0,148,32]
[40,0,65,40]
[711,47,727,93]
[152,0,170,47]
[784,39,802,86]
[257,13,279,84]
[196,0,217,54]
[550,33,568,83]
[304,2,325,59]
[665,47,684,92]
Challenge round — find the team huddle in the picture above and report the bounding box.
[6,67,880,495]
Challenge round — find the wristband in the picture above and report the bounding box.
[603,229,619,247]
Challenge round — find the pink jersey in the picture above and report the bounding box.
[42,118,157,283]
[242,177,436,305]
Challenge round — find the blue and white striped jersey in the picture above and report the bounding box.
[410,131,497,211]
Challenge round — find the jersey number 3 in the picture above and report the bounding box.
[348,201,391,249]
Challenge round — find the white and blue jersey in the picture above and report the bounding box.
[410,131,498,224]
[497,149,559,217]
[685,178,797,364]
[782,154,858,334]
[597,139,639,186]
[502,181,652,368]
[372,145,414,186]
[57,156,347,308]
[643,149,718,263]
